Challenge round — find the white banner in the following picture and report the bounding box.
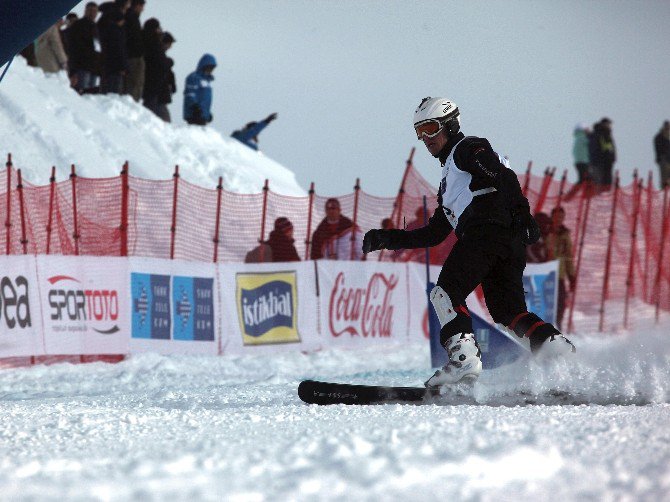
[128,257,219,355]
[0,255,42,357]
[36,255,129,355]
[316,260,410,348]
[218,261,320,355]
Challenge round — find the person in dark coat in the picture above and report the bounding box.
[143,20,174,121]
[183,54,216,125]
[156,32,177,122]
[310,198,353,260]
[67,2,99,93]
[123,0,145,101]
[654,121,670,188]
[98,2,128,94]
[268,217,300,263]
[588,117,616,190]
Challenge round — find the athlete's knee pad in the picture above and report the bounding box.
[430,285,472,347]
[506,311,560,352]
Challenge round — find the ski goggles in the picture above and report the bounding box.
[414,119,444,140]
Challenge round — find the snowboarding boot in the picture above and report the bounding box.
[425,333,482,388]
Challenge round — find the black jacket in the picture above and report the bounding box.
[654,131,670,163]
[384,132,530,248]
[589,123,616,167]
[98,5,128,75]
[67,18,98,73]
[124,10,144,58]
[143,34,171,101]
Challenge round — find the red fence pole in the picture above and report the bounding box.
[213,176,223,263]
[643,171,654,303]
[598,171,620,332]
[305,182,315,260]
[5,154,12,254]
[654,184,670,323]
[350,178,361,260]
[567,180,593,334]
[70,164,80,256]
[533,167,555,214]
[624,174,642,329]
[522,161,532,197]
[259,179,269,262]
[120,162,129,257]
[555,169,568,211]
[46,166,56,255]
[16,169,27,254]
[170,165,179,260]
[393,147,414,229]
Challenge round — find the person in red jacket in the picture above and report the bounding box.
[268,217,300,263]
[309,198,353,259]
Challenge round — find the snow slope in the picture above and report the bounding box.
[0,59,305,195]
[0,324,669,500]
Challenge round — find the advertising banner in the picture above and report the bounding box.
[0,255,42,357]
[316,260,410,348]
[36,255,129,355]
[218,261,319,354]
[523,260,559,326]
[129,257,218,355]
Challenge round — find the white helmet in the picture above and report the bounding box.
[413,97,460,137]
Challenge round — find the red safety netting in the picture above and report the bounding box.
[1,152,669,335]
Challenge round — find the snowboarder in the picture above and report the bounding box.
[362,97,576,388]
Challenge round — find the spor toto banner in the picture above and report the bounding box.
[36,255,129,355]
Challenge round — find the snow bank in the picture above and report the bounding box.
[0,58,305,195]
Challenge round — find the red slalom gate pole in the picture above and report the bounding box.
[305,182,315,260]
[643,171,654,302]
[350,178,361,260]
[598,172,620,332]
[522,161,532,197]
[120,162,129,257]
[259,179,269,262]
[654,184,670,323]
[624,174,642,329]
[70,164,80,256]
[5,154,12,254]
[46,166,56,255]
[170,165,179,260]
[16,169,27,254]
[212,176,223,263]
[567,180,594,334]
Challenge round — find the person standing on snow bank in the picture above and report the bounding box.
[362,97,576,389]
[183,54,216,125]
[35,20,68,74]
[654,121,670,188]
[231,113,278,151]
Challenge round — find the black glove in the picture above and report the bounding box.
[362,229,391,254]
[266,113,278,122]
[512,208,540,245]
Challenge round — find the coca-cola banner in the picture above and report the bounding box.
[0,255,43,357]
[128,257,219,355]
[218,261,320,355]
[36,255,129,355]
[317,261,410,347]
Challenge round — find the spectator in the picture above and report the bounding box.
[310,198,353,260]
[267,217,300,263]
[589,117,616,190]
[143,21,175,121]
[124,0,145,101]
[231,114,278,151]
[654,120,670,188]
[61,13,79,60]
[325,226,365,261]
[546,206,576,330]
[183,54,217,125]
[35,20,68,74]
[381,218,395,230]
[156,32,177,122]
[98,3,128,94]
[572,123,590,184]
[19,43,38,67]
[67,2,100,94]
[526,212,551,263]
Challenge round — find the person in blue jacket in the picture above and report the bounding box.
[183,53,216,125]
[231,113,278,150]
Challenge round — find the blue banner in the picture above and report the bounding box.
[131,273,170,339]
[173,277,214,341]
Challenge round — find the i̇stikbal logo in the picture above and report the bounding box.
[236,271,300,345]
[47,275,120,334]
[0,276,31,330]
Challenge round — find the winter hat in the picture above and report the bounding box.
[274,217,293,232]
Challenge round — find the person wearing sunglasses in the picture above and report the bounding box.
[362,97,576,390]
[310,198,353,260]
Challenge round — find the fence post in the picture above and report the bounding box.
[522,160,532,197]
[598,171,620,332]
[555,169,568,211]
[533,166,555,214]
[259,179,269,262]
[624,173,642,329]
[46,166,56,255]
[305,182,315,260]
[120,162,129,257]
[212,176,224,263]
[393,147,414,229]
[5,154,12,254]
[16,169,27,254]
[643,171,654,303]
[170,165,179,260]
[654,184,670,323]
[70,164,80,256]
[350,178,361,260]
[567,180,594,334]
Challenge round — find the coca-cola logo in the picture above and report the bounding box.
[328,271,397,338]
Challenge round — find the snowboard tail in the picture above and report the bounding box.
[298,379,433,405]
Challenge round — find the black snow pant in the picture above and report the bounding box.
[435,223,560,352]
